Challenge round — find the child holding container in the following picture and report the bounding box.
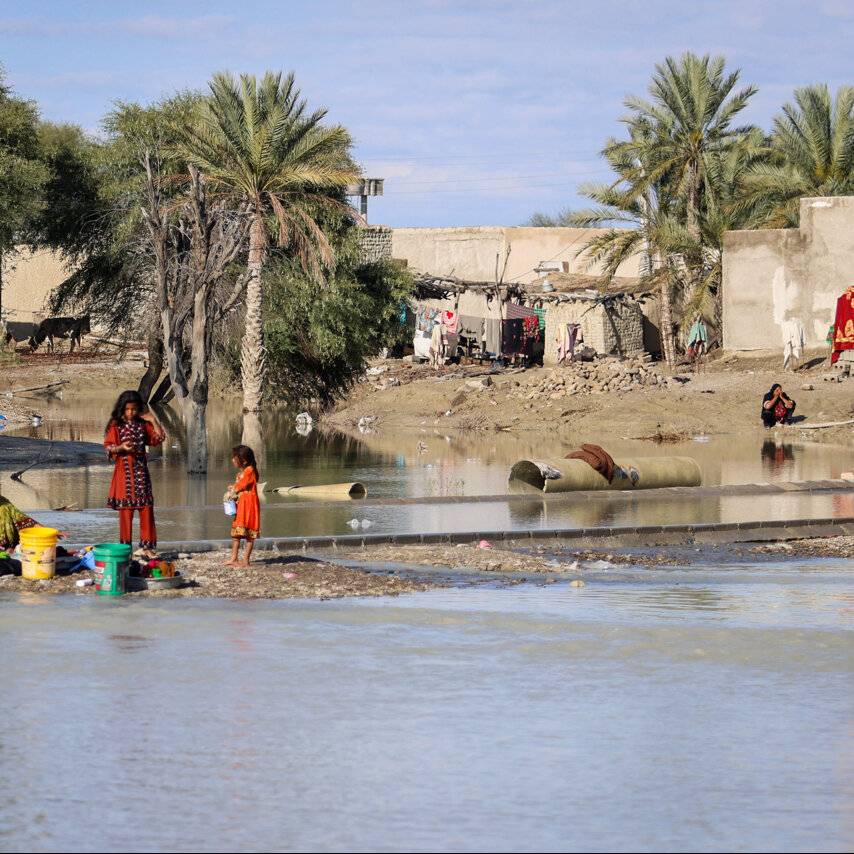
[224,445,260,567]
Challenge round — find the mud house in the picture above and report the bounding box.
[411,273,647,364]
[0,247,70,322]
[393,225,660,360]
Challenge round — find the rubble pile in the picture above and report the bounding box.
[507,355,675,400]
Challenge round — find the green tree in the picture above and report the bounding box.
[612,53,757,242]
[739,84,854,227]
[176,71,358,423]
[0,69,49,317]
[523,207,575,227]
[572,124,692,368]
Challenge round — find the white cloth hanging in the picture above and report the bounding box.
[781,318,805,369]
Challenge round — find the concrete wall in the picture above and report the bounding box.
[1,247,69,321]
[722,196,854,350]
[393,226,642,284]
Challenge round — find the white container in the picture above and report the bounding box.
[223,499,237,516]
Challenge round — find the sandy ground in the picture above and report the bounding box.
[326,349,854,445]
[0,550,436,599]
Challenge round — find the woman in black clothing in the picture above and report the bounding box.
[761,383,796,427]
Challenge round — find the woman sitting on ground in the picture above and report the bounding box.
[761,383,796,427]
[0,495,67,555]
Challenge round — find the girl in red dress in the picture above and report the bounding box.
[104,390,165,556]
[225,444,260,567]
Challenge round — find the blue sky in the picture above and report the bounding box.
[1,0,852,226]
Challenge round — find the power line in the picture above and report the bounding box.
[390,170,609,187]
[383,180,602,195]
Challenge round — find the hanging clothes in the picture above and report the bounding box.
[534,307,547,331]
[484,319,502,356]
[687,319,708,347]
[557,323,581,363]
[831,287,854,364]
[501,318,524,356]
[441,310,459,334]
[781,318,805,369]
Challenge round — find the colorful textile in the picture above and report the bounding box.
[522,316,539,340]
[687,320,708,346]
[119,506,156,549]
[557,323,581,363]
[232,466,261,540]
[534,307,547,331]
[105,419,163,510]
[566,444,616,484]
[831,287,854,364]
[0,496,37,551]
[504,302,539,320]
[441,310,459,334]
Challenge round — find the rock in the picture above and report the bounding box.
[466,376,492,390]
[450,390,467,408]
[800,383,814,391]
[569,579,585,587]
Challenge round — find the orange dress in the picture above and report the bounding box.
[232,466,260,540]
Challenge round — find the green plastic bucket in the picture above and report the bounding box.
[93,543,132,597]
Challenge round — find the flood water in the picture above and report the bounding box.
[2,560,852,852]
[4,394,854,543]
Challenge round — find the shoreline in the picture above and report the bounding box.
[3,529,850,600]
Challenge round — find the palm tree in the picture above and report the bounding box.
[177,71,358,415]
[738,84,854,227]
[611,53,757,242]
[571,128,694,369]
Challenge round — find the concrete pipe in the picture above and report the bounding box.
[509,457,701,493]
[273,482,368,499]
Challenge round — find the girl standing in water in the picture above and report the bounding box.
[104,390,165,557]
[225,445,260,567]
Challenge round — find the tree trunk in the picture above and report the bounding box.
[241,411,265,465]
[241,213,266,414]
[658,274,677,371]
[138,325,164,402]
[184,399,208,475]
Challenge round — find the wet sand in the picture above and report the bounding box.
[0,551,437,599]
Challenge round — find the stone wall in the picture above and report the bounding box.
[357,225,393,263]
[722,196,854,350]
[539,300,644,363]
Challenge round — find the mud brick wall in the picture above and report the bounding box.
[540,300,644,363]
[357,225,393,263]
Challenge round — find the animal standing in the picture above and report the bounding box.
[2,320,39,350]
[30,315,91,353]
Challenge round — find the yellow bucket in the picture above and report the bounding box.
[19,526,60,580]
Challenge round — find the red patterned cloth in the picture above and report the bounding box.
[104,419,163,510]
[831,287,854,364]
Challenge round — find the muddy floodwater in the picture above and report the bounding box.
[4,395,854,543]
[2,559,852,852]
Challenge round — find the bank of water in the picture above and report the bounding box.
[4,397,854,543]
[2,559,851,852]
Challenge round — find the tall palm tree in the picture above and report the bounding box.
[571,128,693,369]
[611,53,757,242]
[177,71,358,415]
[738,84,854,227]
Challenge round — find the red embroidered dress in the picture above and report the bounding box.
[105,419,162,509]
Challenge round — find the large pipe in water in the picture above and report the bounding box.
[509,457,701,493]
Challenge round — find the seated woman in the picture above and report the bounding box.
[761,384,796,428]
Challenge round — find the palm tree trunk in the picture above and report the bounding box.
[659,278,677,370]
[241,212,266,414]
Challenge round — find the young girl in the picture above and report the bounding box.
[104,390,165,557]
[225,445,260,567]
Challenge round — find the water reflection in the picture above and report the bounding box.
[4,393,854,541]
